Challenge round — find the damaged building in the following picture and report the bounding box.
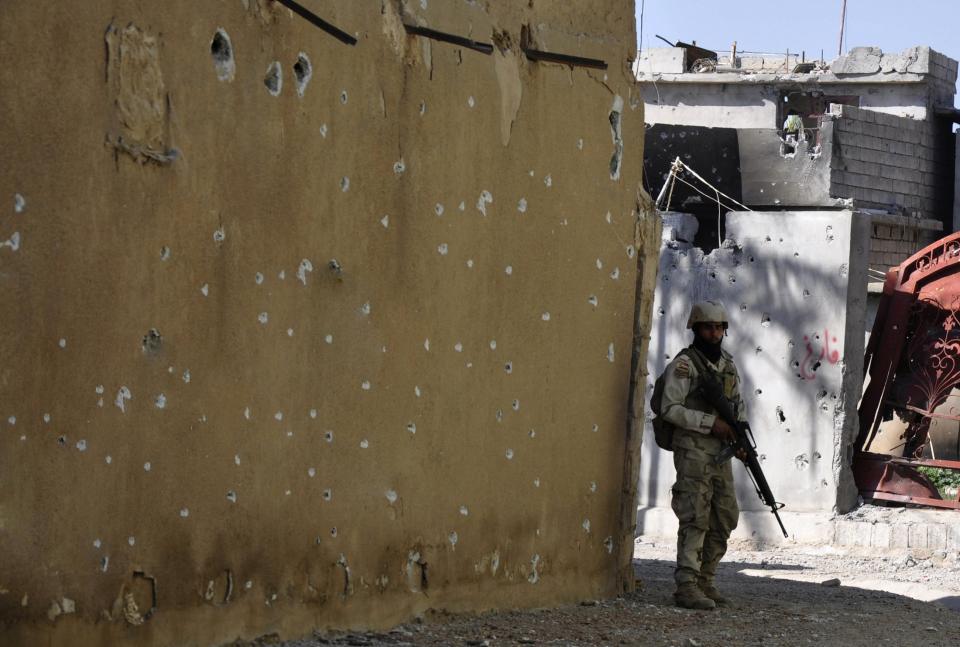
[636,44,960,544]
[0,1,659,645]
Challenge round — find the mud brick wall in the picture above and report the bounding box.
[0,1,657,645]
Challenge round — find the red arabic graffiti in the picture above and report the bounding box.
[800,329,841,380]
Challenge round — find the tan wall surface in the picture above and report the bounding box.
[0,1,652,644]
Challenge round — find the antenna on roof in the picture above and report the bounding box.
[838,0,848,56]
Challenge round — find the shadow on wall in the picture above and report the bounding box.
[641,210,869,538]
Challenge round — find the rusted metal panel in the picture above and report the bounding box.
[856,232,960,509]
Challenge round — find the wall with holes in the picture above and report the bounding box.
[638,210,870,540]
[0,1,656,644]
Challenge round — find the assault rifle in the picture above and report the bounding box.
[697,375,789,538]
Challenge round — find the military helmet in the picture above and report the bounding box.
[686,300,729,329]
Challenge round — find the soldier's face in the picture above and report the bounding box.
[695,322,725,344]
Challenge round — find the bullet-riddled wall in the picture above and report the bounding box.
[0,1,656,645]
[639,211,869,541]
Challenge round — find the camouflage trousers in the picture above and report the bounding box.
[670,428,739,586]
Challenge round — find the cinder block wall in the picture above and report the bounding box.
[829,104,953,222]
[0,1,655,645]
[868,214,942,275]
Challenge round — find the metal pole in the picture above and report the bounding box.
[838,0,848,56]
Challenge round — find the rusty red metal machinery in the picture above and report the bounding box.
[856,231,960,509]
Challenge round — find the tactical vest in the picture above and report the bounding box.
[681,347,739,419]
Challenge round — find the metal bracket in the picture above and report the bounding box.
[272,0,357,46]
[523,48,607,70]
[402,24,493,55]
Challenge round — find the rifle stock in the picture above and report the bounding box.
[698,378,789,538]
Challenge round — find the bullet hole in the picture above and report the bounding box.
[813,451,822,460]
[115,386,132,413]
[589,295,600,307]
[496,409,503,423]
[340,176,350,192]
[740,303,747,311]
[791,360,800,369]
[58,338,67,349]
[504,361,513,374]
[811,360,821,372]
[476,190,493,216]
[517,198,528,213]
[414,385,422,397]
[105,455,112,464]
[322,489,332,501]
[787,340,795,349]
[307,467,316,478]
[43,413,50,424]
[13,193,26,213]
[776,407,786,424]
[213,227,226,243]
[406,422,416,434]
[160,246,171,261]
[749,256,755,263]
[200,283,209,297]
[434,203,445,216]
[324,430,334,443]
[226,490,237,503]
[839,263,848,278]
[826,225,835,242]
[360,439,369,448]
[297,259,313,285]
[512,399,520,411]
[210,29,235,82]
[755,389,762,395]
[393,159,405,175]
[592,423,599,433]
[293,53,312,97]
[544,174,552,188]
[330,527,338,538]
[582,519,591,533]
[340,90,348,104]
[794,454,810,471]
[529,429,536,438]
[596,258,604,270]
[380,214,390,228]
[608,97,623,180]
[144,462,152,472]
[607,343,615,362]
[320,123,328,138]
[263,61,282,95]
[76,439,88,452]
[154,394,167,409]
[258,312,269,325]
[142,329,162,353]
[101,556,110,572]
[803,289,811,298]
[816,389,828,400]
[610,267,620,280]
[437,243,449,256]
[759,454,766,462]
[760,313,771,328]
[505,265,513,275]
[541,312,551,321]
[467,95,476,108]
[728,275,736,284]
[385,489,398,504]
[274,411,283,421]
[505,448,514,460]
[57,435,67,446]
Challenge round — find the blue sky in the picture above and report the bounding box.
[636,0,960,65]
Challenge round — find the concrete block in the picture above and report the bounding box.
[871,522,892,548]
[929,524,948,550]
[910,524,931,549]
[635,47,685,74]
[890,523,910,548]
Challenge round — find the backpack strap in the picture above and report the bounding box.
[683,346,714,380]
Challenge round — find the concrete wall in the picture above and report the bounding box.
[0,2,656,645]
[829,104,954,222]
[639,211,870,542]
[640,80,938,129]
[738,125,840,208]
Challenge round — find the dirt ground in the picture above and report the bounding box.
[238,537,960,647]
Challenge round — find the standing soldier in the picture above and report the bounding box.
[660,301,746,610]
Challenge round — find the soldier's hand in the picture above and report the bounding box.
[710,417,736,444]
[736,448,749,462]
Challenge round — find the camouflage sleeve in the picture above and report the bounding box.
[661,356,715,434]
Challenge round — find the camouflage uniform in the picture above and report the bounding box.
[661,347,746,589]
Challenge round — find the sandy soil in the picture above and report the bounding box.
[236,537,960,647]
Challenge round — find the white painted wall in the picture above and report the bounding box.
[638,211,870,540]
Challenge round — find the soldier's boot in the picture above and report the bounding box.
[697,578,729,606]
[673,582,716,610]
